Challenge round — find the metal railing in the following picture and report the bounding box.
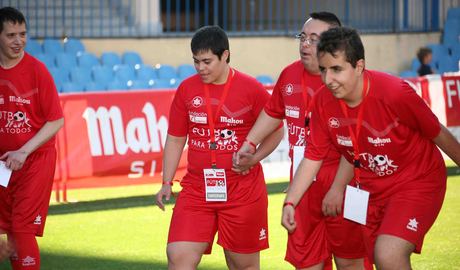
[1,0,459,38]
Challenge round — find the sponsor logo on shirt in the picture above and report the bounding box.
[22,256,36,266]
[191,96,203,108]
[328,117,340,128]
[285,105,300,118]
[337,135,353,147]
[220,116,243,125]
[191,127,239,151]
[367,136,392,147]
[189,111,207,124]
[406,218,418,232]
[284,84,294,95]
[9,96,31,105]
[0,111,32,134]
[0,95,4,105]
[288,122,305,147]
[355,152,399,176]
[259,228,267,240]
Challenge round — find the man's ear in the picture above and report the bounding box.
[356,59,365,74]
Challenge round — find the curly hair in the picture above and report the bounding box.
[317,27,364,68]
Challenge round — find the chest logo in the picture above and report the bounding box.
[328,117,340,128]
[192,96,203,108]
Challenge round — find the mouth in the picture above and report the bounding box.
[11,47,22,54]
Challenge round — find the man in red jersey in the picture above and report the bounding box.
[155,25,283,270]
[235,12,369,270]
[282,26,460,269]
[0,7,64,270]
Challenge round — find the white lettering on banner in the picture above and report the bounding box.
[128,160,157,178]
[82,102,168,156]
[445,79,460,109]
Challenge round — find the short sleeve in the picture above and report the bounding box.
[167,84,189,137]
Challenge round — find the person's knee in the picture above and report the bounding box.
[224,250,260,270]
[374,235,413,270]
[166,242,206,269]
[334,257,364,270]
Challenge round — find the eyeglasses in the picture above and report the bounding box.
[295,33,320,46]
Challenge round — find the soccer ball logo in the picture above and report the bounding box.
[216,129,237,146]
[192,96,203,108]
[6,111,31,128]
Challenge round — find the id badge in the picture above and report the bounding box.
[203,168,227,202]
[343,185,369,225]
[292,146,316,181]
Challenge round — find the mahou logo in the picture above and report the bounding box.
[82,102,168,156]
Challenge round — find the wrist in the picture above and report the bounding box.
[162,180,173,186]
[245,139,257,152]
[283,201,295,208]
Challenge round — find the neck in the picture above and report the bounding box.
[0,52,24,69]
[303,62,320,75]
[212,66,231,85]
[344,74,365,107]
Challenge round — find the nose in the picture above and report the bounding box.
[322,70,333,85]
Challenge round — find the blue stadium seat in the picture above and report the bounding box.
[256,75,274,85]
[64,39,85,55]
[49,67,70,86]
[411,58,421,72]
[85,81,106,92]
[399,70,418,78]
[152,78,174,89]
[107,80,129,91]
[136,64,158,80]
[25,39,42,56]
[77,52,100,68]
[70,67,92,85]
[437,56,458,73]
[446,7,460,22]
[170,78,183,88]
[129,80,153,90]
[92,65,115,85]
[442,19,460,46]
[427,43,450,63]
[101,52,122,67]
[122,51,143,67]
[35,53,56,68]
[157,64,177,80]
[177,64,196,79]
[114,64,136,82]
[61,82,84,93]
[42,39,64,55]
[55,52,78,69]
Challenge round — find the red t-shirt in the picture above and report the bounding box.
[264,60,340,174]
[0,53,63,152]
[168,69,270,180]
[307,70,444,197]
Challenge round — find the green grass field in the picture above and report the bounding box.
[1,173,459,270]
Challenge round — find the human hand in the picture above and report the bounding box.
[231,152,255,175]
[0,233,14,262]
[322,185,344,217]
[155,184,173,211]
[281,204,297,233]
[0,150,28,171]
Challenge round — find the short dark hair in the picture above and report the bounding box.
[317,27,364,68]
[416,47,432,63]
[191,25,230,63]
[0,7,26,33]
[310,12,342,27]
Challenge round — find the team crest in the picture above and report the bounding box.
[285,84,294,95]
[328,117,340,128]
[192,96,203,108]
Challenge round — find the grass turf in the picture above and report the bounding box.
[1,174,459,269]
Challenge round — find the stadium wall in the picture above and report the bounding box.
[83,32,441,79]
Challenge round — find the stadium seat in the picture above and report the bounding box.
[437,57,458,73]
[427,43,450,63]
[411,58,421,72]
[25,39,42,55]
[256,75,274,85]
[101,52,122,67]
[122,51,143,67]
[170,78,183,88]
[64,39,85,55]
[177,64,196,79]
[92,65,115,85]
[49,67,70,86]
[42,39,64,55]
[78,52,100,68]
[107,80,129,91]
[70,67,93,85]
[442,19,460,46]
[399,70,418,78]
[136,64,158,80]
[55,52,78,69]
[61,82,84,93]
[152,78,173,89]
[129,79,153,90]
[157,64,177,80]
[446,7,460,22]
[35,53,56,68]
[85,81,106,92]
[114,64,136,82]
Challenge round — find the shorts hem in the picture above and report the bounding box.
[219,243,269,254]
[284,255,329,269]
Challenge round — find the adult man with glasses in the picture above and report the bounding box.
[234,12,370,270]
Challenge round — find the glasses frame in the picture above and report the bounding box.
[295,33,320,46]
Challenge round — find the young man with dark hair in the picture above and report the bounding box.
[235,12,369,270]
[282,26,460,269]
[155,25,283,270]
[0,6,64,270]
[416,47,435,76]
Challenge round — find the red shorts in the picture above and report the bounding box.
[363,166,447,263]
[285,164,367,268]
[0,148,57,236]
[168,166,269,254]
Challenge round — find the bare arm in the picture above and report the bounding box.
[433,124,460,166]
[155,134,187,211]
[246,110,283,145]
[0,118,64,171]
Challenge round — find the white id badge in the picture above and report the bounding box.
[293,146,316,181]
[0,161,12,188]
[203,168,227,202]
[344,185,369,225]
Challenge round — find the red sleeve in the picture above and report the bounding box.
[305,94,332,160]
[253,81,271,117]
[263,71,286,119]
[390,81,441,139]
[38,64,63,121]
[167,84,189,137]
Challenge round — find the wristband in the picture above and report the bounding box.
[162,181,174,186]
[283,201,295,208]
[246,139,257,150]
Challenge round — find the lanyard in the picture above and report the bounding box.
[338,71,369,185]
[203,68,234,168]
[300,70,309,127]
